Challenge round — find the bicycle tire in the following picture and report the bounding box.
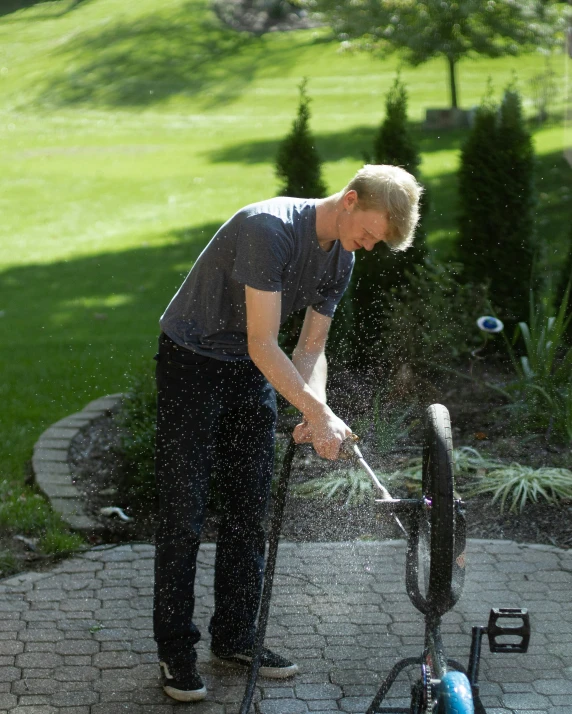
[437,671,474,714]
[420,404,455,616]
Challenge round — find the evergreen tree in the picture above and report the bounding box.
[348,76,425,364]
[372,75,420,177]
[276,79,327,354]
[457,87,535,321]
[275,78,327,198]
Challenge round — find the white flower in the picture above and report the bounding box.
[477,316,504,333]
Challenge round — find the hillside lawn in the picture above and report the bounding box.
[0,0,570,529]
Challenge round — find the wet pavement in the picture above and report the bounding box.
[0,539,570,714]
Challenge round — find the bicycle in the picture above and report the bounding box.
[369,403,530,714]
[239,403,530,714]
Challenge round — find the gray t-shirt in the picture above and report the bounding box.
[160,197,354,360]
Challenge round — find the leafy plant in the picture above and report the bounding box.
[386,447,503,493]
[464,464,572,513]
[115,368,157,506]
[292,467,375,507]
[498,284,572,441]
[378,257,488,370]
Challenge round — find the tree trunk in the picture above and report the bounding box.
[447,56,458,109]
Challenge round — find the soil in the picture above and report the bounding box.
[66,365,572,551]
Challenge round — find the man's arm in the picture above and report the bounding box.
[245,287,350,460]
[291,307,330,404]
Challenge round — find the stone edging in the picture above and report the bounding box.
[32,393,124,532]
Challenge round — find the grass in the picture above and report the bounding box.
[0,0,570,553]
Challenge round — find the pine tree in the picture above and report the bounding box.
[275,79,327,354]
[457,87,535,322]
[372,75,420,177]
[275,78,327,198]
[348,75,425,364]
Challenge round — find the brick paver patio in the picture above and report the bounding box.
[0,539,570,714]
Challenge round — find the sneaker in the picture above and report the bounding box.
[159,656,207,702]
[212,646,299,679]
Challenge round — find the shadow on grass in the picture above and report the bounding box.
[0,221,221,476]
[33,4,308,109]
[208,122,467,165]
[0,0,94,20]
[1,222,218,354]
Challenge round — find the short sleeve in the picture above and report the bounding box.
[311,259,354,318]
[231,214,293,292]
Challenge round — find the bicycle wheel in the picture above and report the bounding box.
[420,404,455,615]
[437,671,474,714]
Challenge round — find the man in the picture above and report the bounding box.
[153,164,423,702]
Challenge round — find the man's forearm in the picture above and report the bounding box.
[248,338,328,419]
[292,348,327,404]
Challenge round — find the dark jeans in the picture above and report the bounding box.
[153,333,277,661]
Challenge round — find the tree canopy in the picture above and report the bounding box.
[304,0,565,108]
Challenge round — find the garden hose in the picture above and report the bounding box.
[238,433,406,714]
[238,436,297,714]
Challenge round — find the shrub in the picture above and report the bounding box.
[395,447,572,512]
[457,86,535,323]
[377,258,488,373]
[372,74,420,178]
[276,77,327,354]
[115,368,157,508]
[292,468,374,507]
[465,464,572,513]
[275,78,327,199]
[498,285,572,443]
[348,75,426,365]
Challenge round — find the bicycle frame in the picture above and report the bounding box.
[366,497,476,714]
[368,497,529,714]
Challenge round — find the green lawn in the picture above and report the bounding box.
[0,0,571,497]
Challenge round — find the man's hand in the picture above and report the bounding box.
[293,407,352,460]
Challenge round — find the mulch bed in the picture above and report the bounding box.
[67,365,572,550]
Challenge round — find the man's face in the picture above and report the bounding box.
[337,192,390,252]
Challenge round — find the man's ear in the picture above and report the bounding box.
[342,190,359,211]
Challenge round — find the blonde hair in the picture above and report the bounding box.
[344,164,423,251]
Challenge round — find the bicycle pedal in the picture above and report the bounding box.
[487,607,530,653]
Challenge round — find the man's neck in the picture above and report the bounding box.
[315,193,342,252]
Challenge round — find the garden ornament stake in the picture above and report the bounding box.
[340,435,408,537]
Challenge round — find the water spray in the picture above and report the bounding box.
[340,435,408,537]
